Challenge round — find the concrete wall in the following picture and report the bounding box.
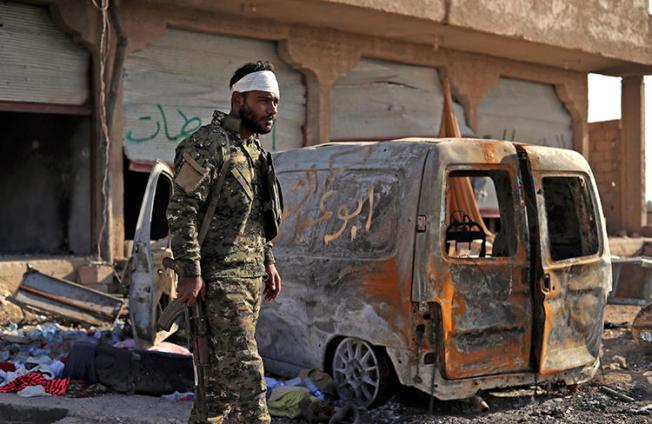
[155,0,652,71]
[322,0,446,19]
[447,0,652,67]
[327,0,652,67]
[589,120,622,235]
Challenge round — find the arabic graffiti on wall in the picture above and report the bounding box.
[125,104,202,144]
[125,104,279,154]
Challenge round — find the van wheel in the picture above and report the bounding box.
[332,337,393,408]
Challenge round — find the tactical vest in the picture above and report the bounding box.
[206,129,283,242]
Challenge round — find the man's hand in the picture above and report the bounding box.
[177,276,205,306]
[264,264,282,301]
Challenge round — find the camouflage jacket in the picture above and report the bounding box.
[166,110,275,279]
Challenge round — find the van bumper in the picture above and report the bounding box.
[387,347,600,400]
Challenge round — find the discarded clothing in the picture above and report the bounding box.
[269,386,311,403]
[25,364,57,380]
[63,339,98,383]
[299,369,336,397]
[49,359,65,378]
[1,365,32,386]
[17,385,50,398]
[265,376,303,400]
[265,377,281,396]
[65,381,108,398]
[161,391,195,401]
[112,339,192,357]
[0,362,16,372]
[112,338,136,349]
[148,342,191,356]
[0,372,70,395]
[268,388,314,419]
[25,354,55,366]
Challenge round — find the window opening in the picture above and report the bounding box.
[542,176,599,261]
[444,170,516,258]
[123,157,171,242]
[0,111,91,255]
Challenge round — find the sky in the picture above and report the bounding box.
[587,74,652,200]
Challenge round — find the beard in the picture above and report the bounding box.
[240,102,274,135]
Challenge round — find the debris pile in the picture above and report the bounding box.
[0,320,194,400]
[0,321,113,397]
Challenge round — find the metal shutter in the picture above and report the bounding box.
[0,2,90,105]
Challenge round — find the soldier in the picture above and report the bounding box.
[166,61,283,424]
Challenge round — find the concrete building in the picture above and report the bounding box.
[0,0,650,311]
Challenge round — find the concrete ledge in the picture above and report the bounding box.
[0,257,93,324]
[0,257,92,295]
[608,237,652,257]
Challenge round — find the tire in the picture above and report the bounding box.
[331,337,394,408]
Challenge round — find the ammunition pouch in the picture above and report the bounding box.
[261,151,284,240]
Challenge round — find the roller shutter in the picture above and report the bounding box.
[0,2,90,106]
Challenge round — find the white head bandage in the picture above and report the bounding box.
[230,70,280,99]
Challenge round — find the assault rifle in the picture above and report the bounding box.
[159,258,209,419]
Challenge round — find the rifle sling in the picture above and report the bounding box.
[197,147,232,246]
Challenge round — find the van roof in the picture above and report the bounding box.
[278,138,579,157]
[310,137,543,147]
[273,137,590,177]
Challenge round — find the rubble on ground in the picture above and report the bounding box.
[1,306,651,424]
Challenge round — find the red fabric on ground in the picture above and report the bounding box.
[0,362,16,372]
[0,371,70,395]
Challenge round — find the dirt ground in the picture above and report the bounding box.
[1,305,651,423]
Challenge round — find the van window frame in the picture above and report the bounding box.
[537,171,603,265]
[441,164,520,264]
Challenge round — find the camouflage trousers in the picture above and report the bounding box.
[188,276,270,424]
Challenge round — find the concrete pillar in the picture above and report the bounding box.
[301,72,336,146]
[278,31,360,146]
[620,75,646,233]
[446,56,499,134]
[553,79,589,158]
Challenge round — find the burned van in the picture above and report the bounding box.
[257,138,611,407]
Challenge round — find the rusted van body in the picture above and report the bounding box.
[257,138,611,405]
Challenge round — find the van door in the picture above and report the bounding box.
[429,141,534,379]
[518,145,610,374]
[126,161,177,347]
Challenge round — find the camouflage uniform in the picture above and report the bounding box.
[166,111,274,424]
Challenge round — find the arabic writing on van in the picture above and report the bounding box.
[125,104,202,143]
[283,169,376,245]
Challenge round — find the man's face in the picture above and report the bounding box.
[239,90,279,134]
